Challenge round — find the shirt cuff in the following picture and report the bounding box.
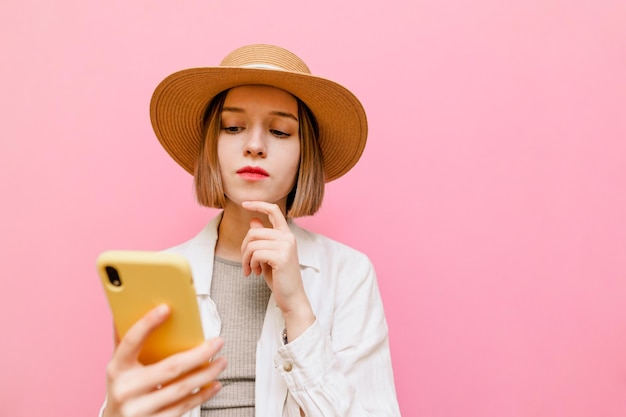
[273,319,334,389]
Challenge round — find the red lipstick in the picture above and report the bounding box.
[236,166,269,180]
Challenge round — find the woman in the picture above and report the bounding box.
[101,44,401,417]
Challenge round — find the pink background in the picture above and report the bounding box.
[1,1,625,416]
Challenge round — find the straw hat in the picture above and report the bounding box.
[149,44,367,182]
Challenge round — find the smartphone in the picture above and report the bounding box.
[97,250,205,365]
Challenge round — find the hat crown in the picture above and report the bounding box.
[219,44,311,74]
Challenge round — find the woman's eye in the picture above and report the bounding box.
[270,129,290,138]
[223,126,242,134]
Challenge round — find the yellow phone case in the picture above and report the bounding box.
[97,250,204,365]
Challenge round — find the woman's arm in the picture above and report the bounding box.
[275,256,401,417]
[240,201,400,416]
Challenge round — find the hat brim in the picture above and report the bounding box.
[150,67,367,182]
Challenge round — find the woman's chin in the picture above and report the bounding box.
[225,195,288,208]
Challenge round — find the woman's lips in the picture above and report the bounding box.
[237,166,269,180]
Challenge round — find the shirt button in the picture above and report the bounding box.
[283,362,293,372]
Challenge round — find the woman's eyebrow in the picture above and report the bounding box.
[270,111,298,122]
[222,106,245,113]
[222,107,298,122]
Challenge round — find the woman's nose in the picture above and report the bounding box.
[244,130,266,157]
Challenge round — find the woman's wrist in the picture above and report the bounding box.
[283,300,315,343]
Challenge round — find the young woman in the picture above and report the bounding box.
[101,44,401,417]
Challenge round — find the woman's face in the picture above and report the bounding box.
[217,85,301,210]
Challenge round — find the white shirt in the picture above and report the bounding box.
[101,213,401,417]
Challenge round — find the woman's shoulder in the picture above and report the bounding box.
[292,223,380,298]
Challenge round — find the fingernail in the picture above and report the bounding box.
[155,304,169,316]
[208,337,224,350]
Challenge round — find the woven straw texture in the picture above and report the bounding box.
[150,44,367,182]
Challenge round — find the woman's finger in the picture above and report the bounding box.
[241,201,289,231]
[140,337,225,392]
[242,239,286,277]
[108,338,225,415]
[240,226,282,258]
[108,338,225,409]
[154,381,223,417]
[111,304,170,371]
[130,356,227,417]
[242,218,274,276]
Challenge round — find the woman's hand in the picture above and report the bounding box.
[240,201,315,341]
[103,305,227,417]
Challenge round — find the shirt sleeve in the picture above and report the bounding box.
[273,257,401,417]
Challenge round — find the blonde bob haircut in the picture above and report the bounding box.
[194,88,325,217]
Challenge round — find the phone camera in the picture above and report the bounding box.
[105,266,122,287]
